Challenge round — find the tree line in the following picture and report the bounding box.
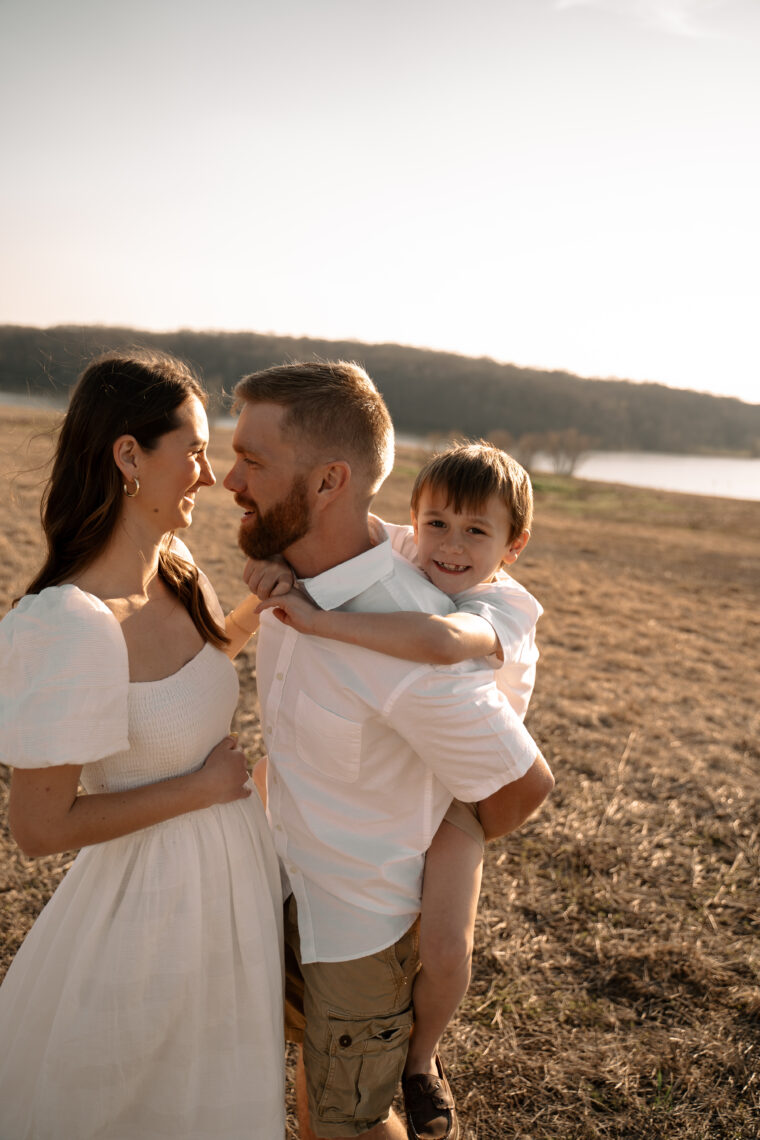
[1,324,758,457]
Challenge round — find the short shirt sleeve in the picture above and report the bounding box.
[384,662,539,802]
[169,537,225,626]
[454,575,543,666]
[0,587,129,768]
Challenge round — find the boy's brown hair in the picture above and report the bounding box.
[410,440,533,542]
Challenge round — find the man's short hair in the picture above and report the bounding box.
[234,360,394,495]
[410,441,534,540]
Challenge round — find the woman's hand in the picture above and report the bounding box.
[243,556,295,600]
[196,735,252,804]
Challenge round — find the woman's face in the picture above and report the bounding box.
[133,396,215,533]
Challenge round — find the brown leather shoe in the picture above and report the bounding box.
[402,1054,459,1140]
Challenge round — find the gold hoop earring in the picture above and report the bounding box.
[123,476,140,498]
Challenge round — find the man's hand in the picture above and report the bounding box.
[243,556,295,600]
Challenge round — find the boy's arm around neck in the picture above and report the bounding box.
[255,594,500,665]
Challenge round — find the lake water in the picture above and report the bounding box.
[395,437,760,502]
[1,390,68,409]
[534,450,760,503]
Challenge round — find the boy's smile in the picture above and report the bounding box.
[412,486,525,596]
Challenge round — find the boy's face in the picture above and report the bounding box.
[412,486,529,595]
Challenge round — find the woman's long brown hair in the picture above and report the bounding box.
[25,349,229,648]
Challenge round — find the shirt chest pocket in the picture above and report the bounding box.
[294,690,363,783]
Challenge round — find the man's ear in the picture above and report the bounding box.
[503,530,530,566]
[113,435,140,483]
[313,460,351,506]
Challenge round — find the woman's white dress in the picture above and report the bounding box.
[0,583,286,1139]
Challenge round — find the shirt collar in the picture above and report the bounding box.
[301,523,394,611]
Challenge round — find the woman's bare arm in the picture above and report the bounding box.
[224,557,296,658]
[9,736,251,857]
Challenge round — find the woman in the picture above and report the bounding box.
[0,350,285,1138]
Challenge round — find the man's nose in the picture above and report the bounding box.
[223,465,241,492]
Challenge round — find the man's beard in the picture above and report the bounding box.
[237,475,312,560]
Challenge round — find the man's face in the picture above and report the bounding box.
[223,402,314,560]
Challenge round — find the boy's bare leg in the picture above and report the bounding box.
[296,1048,408,1139]
[405,820,483,1078]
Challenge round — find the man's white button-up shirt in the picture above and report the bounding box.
[256,525,540,964]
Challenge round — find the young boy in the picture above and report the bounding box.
[251,441,542,1140]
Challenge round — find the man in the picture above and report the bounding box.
[223,361,553,1140]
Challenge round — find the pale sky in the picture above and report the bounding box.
[2,0,758,403]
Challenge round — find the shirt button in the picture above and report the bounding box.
[339,1034,352,1048]
[276,672,284,680]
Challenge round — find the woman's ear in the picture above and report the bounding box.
[112,435,140,483]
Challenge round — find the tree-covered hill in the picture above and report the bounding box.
[1,324,758,455]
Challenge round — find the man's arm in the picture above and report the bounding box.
[476,752,554,841]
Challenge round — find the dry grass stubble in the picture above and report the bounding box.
[1,411,758,1138]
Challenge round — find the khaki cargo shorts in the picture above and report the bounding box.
[284,894,421,1137]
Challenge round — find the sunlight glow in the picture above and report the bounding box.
[1,0,758,404]
[554,0,730,38]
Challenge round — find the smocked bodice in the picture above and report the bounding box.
[81,643,239,794]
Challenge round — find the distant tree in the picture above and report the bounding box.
[542,428,595,476]
[485,428,514,452]
[2,324,759,456]
[512,433,547,474]
[425,429,466,450]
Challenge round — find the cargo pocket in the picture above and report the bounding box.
[310,1007,414,1127]
[295,690,363,783]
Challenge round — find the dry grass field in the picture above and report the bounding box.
[1,405,758,1139]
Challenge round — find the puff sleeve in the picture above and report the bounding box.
[0,587,129,768]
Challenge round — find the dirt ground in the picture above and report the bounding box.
[1,406,758,1139]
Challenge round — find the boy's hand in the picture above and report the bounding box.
[243,556,295,600]
[255,590,323,635]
